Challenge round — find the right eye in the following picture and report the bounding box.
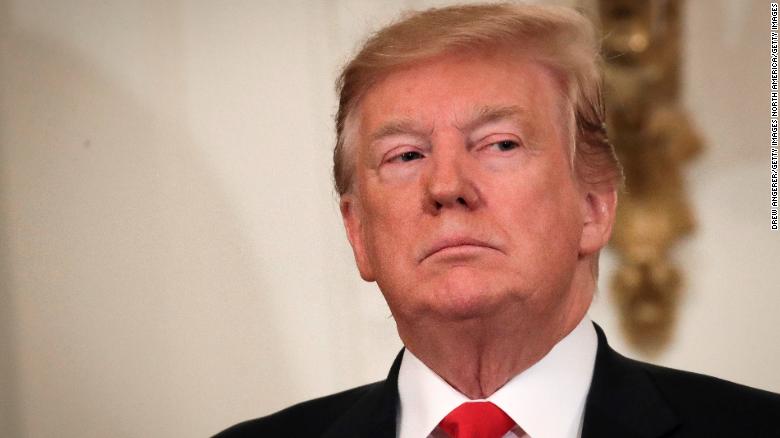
[385,149,425,164]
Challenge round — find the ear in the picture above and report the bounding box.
[578,186,617,256]
[340,194,376,282]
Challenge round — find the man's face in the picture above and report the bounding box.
[341,50,611,325]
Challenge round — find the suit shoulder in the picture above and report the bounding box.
[630,357,780,430]
[213,381,383,438]
[638,359,780,406]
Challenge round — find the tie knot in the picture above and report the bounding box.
[438,401,516,438]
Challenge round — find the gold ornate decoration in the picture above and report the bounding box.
[595,0,703,353]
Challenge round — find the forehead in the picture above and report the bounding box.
[355,51,567,139]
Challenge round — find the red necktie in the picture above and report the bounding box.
[438,401,516,438]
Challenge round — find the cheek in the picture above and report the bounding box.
[494,173,583,256]
[361,191,420,264]
[496,189,583,302]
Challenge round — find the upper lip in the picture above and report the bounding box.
[420,236,498,262]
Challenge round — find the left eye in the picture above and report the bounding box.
[398,151,424,162]
[489,140,520,151]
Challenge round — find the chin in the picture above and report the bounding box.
[422,269,515,321]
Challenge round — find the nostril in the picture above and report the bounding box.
[457,197,467,206]
[435,201,443,210]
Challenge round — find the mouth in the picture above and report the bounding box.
[420,237,499,262]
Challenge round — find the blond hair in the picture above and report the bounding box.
[333,2,622,195]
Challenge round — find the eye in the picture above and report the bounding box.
[394,150,424,162]
[489,140,520,152]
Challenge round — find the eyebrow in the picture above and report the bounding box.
[368,118,431,144]
[456,105,529,133]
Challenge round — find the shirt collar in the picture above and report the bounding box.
[397,315,597,438]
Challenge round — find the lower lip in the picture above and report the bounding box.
[426,245,494,261]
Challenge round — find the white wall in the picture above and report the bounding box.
[0,1,776,437]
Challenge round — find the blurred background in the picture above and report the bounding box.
[0,0,776,436]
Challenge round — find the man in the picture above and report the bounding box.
[217,3,780,437]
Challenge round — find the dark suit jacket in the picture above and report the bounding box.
[215,324,780,437]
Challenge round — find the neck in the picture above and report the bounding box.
[396,280,593,399]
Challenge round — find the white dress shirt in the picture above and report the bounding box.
[397,315,598,438]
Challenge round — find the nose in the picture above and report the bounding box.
[423,148,481,214]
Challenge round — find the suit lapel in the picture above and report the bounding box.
[322,350,404,438]
[582,324,679,438]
